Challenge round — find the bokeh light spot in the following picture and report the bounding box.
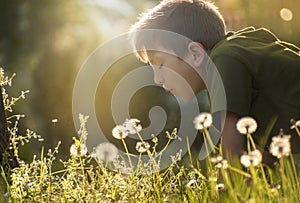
[280,8,293,21]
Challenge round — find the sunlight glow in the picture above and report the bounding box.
[77,0,135,36]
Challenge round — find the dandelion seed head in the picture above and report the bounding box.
[236,117,257,134]
[269,134,291,158]
[123,118,142,134]
[135,141,150,153]
[193,112,213,130]
[240,149,262,168]
[112,125,128,139]
[92,142,118,162]
[70,143,87,157]
[290,119,300,129]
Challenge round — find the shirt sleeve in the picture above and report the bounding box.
[211,55,253,116]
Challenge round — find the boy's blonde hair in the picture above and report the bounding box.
[130,0,226,63]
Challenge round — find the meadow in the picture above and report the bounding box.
[1,69,300,203]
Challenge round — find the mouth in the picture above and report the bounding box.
[163,85,174,95]
[166,89,173,95]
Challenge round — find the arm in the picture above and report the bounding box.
[221,111,246,160]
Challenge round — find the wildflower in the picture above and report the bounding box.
[70,143,87,157]
[216,160,229,169]
[210,155,223,163]
[236,116,258,134]
[135,141,150,153]
[152,136,158,144]
[269,134,291,158]
[123,118,142,134]
[112,125,128,139]
[270,184,281,193]
[166,128,180,140]
[186,179,196,187]
[240,149,262,167]
[171,149,182,163]
[215,183,225,191]
[92,142,118,162]
[193,112,213,130]
[169,182,176,189]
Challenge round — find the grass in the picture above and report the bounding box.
[1,69,300,202]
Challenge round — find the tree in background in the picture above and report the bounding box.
[0,0,157,162]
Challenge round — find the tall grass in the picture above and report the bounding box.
[1,69,300,202]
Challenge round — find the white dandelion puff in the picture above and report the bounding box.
[92,142,119,162]
[135,141,150,153]
[112,125,128,139]
[193,112,213,130]
[70,143,87,157]
[123,118,142,134]
[236,117,258,134]
[269,134,291,158]
[240,149,262,168]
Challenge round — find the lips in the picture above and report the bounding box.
[163,85,174,95]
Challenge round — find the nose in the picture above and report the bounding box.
[153,69,164,85]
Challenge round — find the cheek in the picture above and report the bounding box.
[164,60,195,82]
[175,63,196,80]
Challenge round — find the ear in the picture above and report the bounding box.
[187,42,206,67]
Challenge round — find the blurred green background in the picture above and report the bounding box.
[0,0,299,162]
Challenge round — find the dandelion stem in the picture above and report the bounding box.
[228,165,251,178]
[203,128,216,154]
[154,139,171,159]
[186,136,193,165]
[295,126,300,137]
[122,138,133,171]
[136,131,144,142]
[289,154,299,187]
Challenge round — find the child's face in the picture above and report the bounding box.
[147,50,206,101]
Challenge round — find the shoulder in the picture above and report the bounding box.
[209,27,279,59]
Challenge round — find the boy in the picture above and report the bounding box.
[129,0,300,165]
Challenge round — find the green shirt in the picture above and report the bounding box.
[209,27,300,152]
